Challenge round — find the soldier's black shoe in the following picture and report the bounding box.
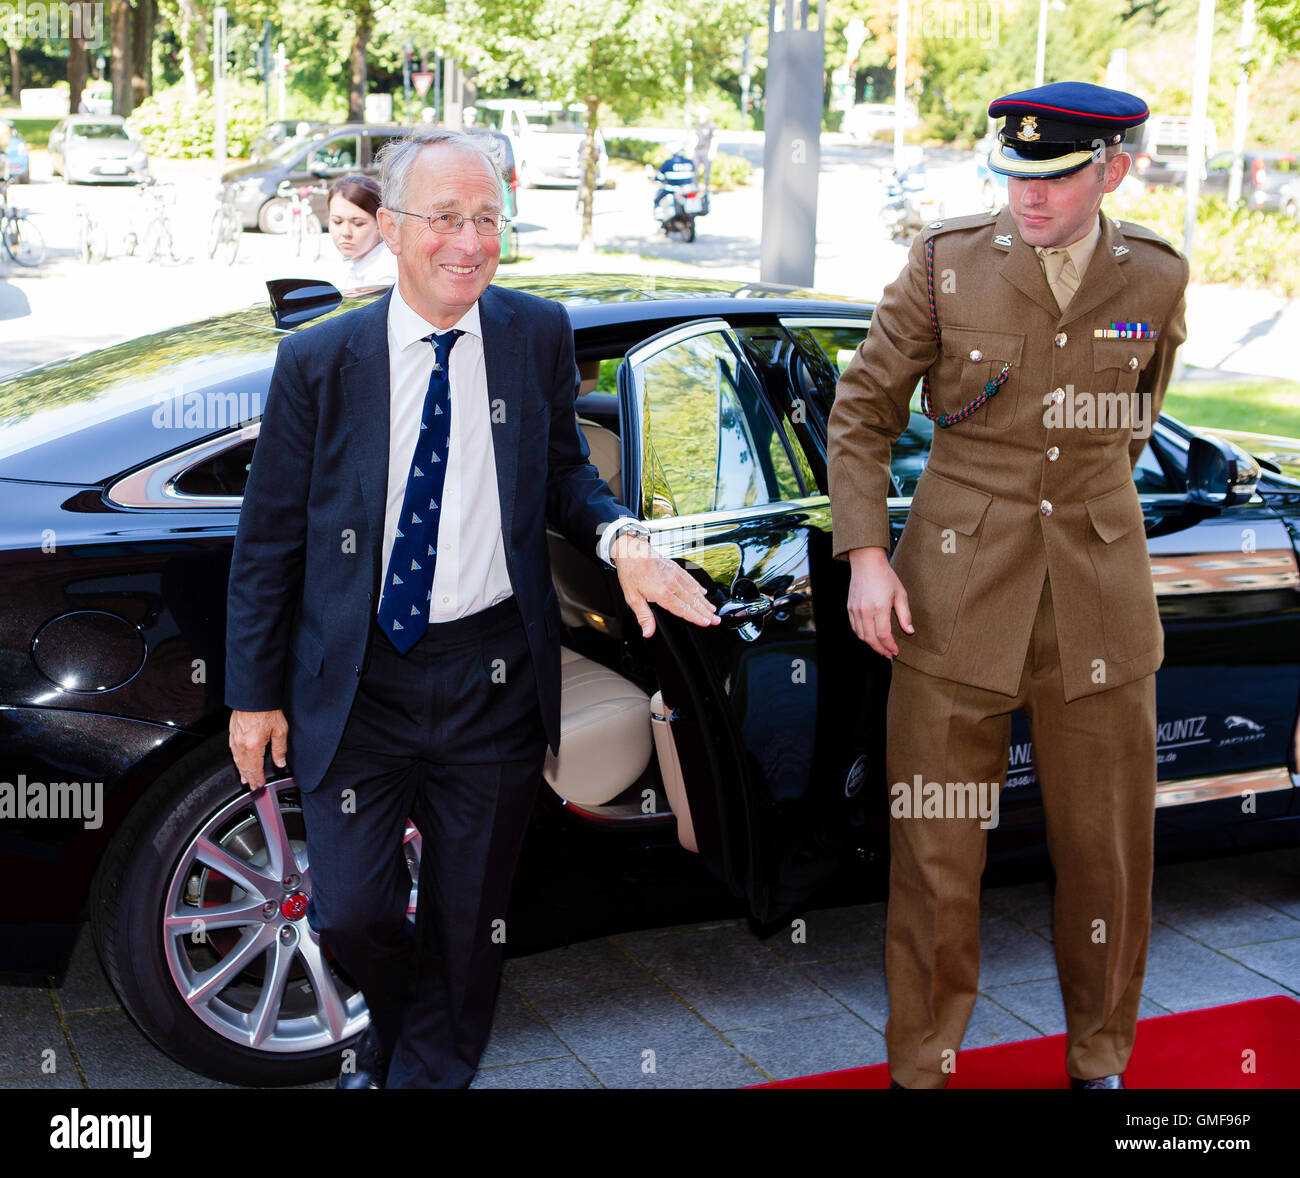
[336,1026,388,1089]
[1070,1073,1124,1090]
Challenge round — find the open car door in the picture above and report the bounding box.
[616,319,887,926]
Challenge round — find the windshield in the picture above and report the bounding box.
[524,112,585,134]
[266,130,328,162]
[71,123,129,140]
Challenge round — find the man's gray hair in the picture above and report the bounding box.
[377,127,502,215]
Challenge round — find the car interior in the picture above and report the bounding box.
[541,355,696,850]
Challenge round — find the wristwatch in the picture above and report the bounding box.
[603,518,651,567]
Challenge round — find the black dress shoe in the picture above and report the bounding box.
[336,1026,388,1089]
[1070,1073,1124,1090]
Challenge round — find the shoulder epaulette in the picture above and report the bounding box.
[920,210,999,241]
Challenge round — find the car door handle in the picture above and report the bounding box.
[718,591,806,627]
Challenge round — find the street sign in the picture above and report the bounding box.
[412,72,434,98]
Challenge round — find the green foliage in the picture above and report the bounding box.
[709,152,752,191]
[605,136,667,166]
[1109,185,1300,296]
[127,83,269,159]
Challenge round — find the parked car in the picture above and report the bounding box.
[47,115,149,184]
[248,119,331,163]
[1,119,30,184]
[221,123,410,232]
[466,127,521,261]
[474,99,607,188]
[843,101,920,143]
[1,276,1297,1086]
[1126,114,1219,188]
[1201,149,1300,214]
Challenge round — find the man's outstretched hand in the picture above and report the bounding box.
[612,531,719,638]
[229,708,289,790]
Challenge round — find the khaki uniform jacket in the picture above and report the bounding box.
[827,206,1189,702]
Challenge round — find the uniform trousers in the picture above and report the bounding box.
[884,576,1157,1088]
[301,596,546,1089]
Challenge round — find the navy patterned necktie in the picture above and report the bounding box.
[378,329,463,652]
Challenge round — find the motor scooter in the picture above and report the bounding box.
[882,165,942,242]
[650,152,708,242]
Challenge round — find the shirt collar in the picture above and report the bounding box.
[388,283,482,351]
[1034,212,1102,280]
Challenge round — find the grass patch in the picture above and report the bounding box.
[7,118,60,149]
[1162,377,1300,439]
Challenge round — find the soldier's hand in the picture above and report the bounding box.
[847,546,913,659]
[229,708,289,790]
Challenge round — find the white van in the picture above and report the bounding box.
[474,100,608,189]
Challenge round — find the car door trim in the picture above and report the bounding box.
[107,423,259,509]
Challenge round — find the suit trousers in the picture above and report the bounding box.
[883,576,1157,1088]
[301,596,546,1089]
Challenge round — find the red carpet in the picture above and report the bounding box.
[753,996,1300,1088]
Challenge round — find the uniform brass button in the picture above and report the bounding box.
[1040,500,1053,516]
[1051,387,1065,405]
[1128,356,1140,370]
[969,349,983,361]
[1054,332,1068,348]
[1046,446,1060,462]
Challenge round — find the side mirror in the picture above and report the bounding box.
[1186,434,1259,507]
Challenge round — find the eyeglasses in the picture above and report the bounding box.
[389,209,510,236]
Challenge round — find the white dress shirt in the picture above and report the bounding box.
[343,238,398,289]
[380,286,638,626]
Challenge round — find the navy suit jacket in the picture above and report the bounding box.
[225,285,631,791]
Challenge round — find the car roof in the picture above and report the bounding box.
[0,276,869,485]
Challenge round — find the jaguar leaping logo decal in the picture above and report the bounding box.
[1224,715,1264,733]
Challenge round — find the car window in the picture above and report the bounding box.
[72,123,128,140]
[173,437,257,498]
[365,131,403,164]
[307,135,359,173]
[1206,152,1232,173]
[636,328,802,518]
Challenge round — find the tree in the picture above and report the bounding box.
[452,0,764,244]
[344,0,374,121]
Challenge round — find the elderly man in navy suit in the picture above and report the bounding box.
[226,127,717,1089]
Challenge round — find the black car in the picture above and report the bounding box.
[221,123,410,233]
[1,276,1298,1086]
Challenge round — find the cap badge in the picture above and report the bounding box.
[1018,116,1040,141]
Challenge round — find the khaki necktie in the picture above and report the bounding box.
[1039,247,1079,313]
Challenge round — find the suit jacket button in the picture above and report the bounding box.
[1046,446,1060,462]
[1128,356,1140,370]
[1040,500,1053,516]
[1051,387,1065,404]
[354,665,361,677]
[1054,332,1068,348]
[969,349,983,361]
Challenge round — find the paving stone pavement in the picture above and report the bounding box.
[0,845,1295,1089]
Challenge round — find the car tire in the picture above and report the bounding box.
[89,738,394,1086]
[257,197,292,235]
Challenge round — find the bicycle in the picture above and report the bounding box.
[208,183,241,265]
[277,180,324,260]
[0,178,46,267]
[125,177,180,264]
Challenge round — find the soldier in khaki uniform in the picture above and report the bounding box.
[827,83,1189,1089]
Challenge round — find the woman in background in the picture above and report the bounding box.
[327,174,396,287]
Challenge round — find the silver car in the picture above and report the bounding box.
[49,115,150,184]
